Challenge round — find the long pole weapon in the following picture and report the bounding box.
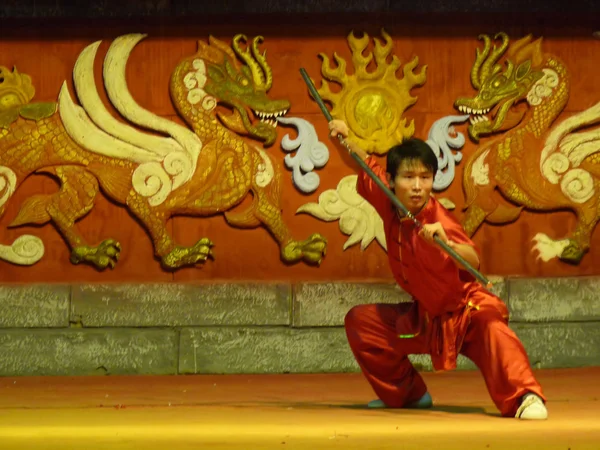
[299,68,493,290]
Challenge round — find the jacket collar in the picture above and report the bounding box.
[396,196,435,224]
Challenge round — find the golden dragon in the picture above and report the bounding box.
[454,33,600,264]
[0,34,327,269]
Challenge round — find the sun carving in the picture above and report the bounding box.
[315,29,427,154]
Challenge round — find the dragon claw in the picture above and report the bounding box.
[560,242,586,265]
[281,233,328,265]
[531,234,586,265]
[71,239,122,270]
[161,238,215,269]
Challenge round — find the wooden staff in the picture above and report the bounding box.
[299,68,493,290]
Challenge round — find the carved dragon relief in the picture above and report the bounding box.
[0,34,327,269]
[454,32,600,264]
[0,67,49,265]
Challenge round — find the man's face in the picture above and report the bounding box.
[387,160,434,214]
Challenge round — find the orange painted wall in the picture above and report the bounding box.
[1,18,599,283]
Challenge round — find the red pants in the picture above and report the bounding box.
[344,300,546,416]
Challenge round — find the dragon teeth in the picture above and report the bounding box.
[254,110,287,122]
[458,105,491,115]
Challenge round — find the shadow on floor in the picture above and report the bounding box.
[338,403,490,415]
[241,401,498,417]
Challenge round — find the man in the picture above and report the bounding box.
[328,119,547,420]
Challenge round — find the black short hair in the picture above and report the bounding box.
[386,138,438,179]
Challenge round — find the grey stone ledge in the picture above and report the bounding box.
[71,283,291,327]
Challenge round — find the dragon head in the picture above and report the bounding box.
[0,66,35,111]
[454,33,548,142]
[172,35,290,146]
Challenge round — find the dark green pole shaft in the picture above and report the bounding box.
[299,68,492,290]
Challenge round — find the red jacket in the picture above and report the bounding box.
[356,156,508,371]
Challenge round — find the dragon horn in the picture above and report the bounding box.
[250,36,272,91]
[232,34,265,89]
[471,34,491,89]
[479,32,509,85]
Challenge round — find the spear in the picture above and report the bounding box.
[299,68,493,290]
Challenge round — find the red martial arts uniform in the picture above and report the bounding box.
[345,156,545,416]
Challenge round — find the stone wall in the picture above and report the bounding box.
[0,277,598,376]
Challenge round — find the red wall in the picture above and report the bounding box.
[1,19,599,282]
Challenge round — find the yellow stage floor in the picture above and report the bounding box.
[0,367,597,449]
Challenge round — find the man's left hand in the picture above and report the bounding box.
[419,222,452,246]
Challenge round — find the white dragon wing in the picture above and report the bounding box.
[58,34,203,206]
[541,101,600,177]
[540,101,600,204]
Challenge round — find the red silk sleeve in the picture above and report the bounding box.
[436,202,481,267]
[355,156,393,222]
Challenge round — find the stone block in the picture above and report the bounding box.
[293,283,410,327]
[71,284,291,327]
[180,327,358,374]
[0,328,178,376]
[508,277,600,322]
[0,285,70,328]
[512,322,600,368]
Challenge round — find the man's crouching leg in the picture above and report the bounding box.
[344,303,432,409]
[460,302,548,420]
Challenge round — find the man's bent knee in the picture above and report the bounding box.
[344,305,366,330]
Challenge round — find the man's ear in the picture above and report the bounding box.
[386,173,394,189]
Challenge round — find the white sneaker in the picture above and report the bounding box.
[515,393,548,420]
